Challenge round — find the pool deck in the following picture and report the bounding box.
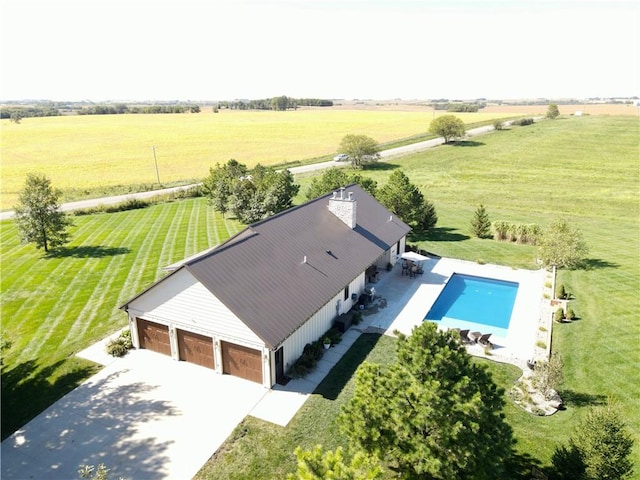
[365,256,552,369]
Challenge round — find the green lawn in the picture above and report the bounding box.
[199,116,640,478]
[1,115,638,477]
[0,199,243,437]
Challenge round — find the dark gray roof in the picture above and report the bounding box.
[123,184,410,349]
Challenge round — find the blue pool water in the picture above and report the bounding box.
[425,274,519,337]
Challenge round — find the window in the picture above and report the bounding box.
[344,285,349,301]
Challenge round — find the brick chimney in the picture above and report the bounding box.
[328,188,357,229]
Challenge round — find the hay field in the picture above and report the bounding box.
[1,109,509,210]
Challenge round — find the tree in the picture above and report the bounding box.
[339,135,380,169]
[538,217,589,269]
[202,159,248,217]
[546,103,560,119]
[376,170,437,233]
[552,404,634,480]
[339,323,514,479]
[287,445,383,480]
[10,111,24,124]
[14,173,72,252]
[305,168,377,200]
[416,198,438,232]
[203,160,299,224]
[429,114,466,143]
[531,352,564,399]
[471,204,492,238]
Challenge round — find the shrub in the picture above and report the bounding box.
[528,223,542,244]
[506,222,518,242]
[106,330,133,357]
[352,311,363,325]
[556,284,567,299]
[513,118,534,126]
[554,308,566,323]
[492,221,509,241]
[515,223,530,244]
[565,309,575,321]
[493,119,504,131]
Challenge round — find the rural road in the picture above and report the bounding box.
[0,123,497,221]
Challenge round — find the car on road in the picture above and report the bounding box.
[333,153,349,162]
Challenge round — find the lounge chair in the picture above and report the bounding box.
[477,333,493,348]
[458,329,471,344]
[468,331,482,344]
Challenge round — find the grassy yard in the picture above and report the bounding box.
[0,199,243,437]
[1,115,638,476]
[198,115,639,478]
[0,109,516,210]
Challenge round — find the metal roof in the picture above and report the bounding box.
[123,184,410,349]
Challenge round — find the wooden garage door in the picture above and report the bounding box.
[177,330,214,369]
[137,318,171,356]
[222,342,263,384]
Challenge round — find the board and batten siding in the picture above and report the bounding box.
[277,273,365,376]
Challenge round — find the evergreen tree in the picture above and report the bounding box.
[287,446,383,480]
[552,404,634,480]
[377,170,437,233]
[339,323,514,479]
[471,204,492,238]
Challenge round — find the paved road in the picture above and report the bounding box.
[0,123,497,221]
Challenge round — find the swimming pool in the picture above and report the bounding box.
[425,273,519,337]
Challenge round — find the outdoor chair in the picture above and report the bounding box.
[468,331,482,344]
[478,333,493,348]
[459,329,471,344]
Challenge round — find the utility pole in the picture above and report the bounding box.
[152,146,161,186]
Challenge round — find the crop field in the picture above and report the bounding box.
[0,109,515,210]
[1,115,638,476]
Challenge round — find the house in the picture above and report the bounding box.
[120,184,410,387]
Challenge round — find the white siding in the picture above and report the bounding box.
[126,269,262,346]
[278,273,365,375]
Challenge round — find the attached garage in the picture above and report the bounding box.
[137,318,171,356]
[177,330,214,369]
[221,342,263,384]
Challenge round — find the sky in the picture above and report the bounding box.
[1,0,638,102]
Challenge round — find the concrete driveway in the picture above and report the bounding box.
[1,349,268,480]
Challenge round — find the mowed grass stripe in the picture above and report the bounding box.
[60,213,154,349]
[156,201,190,272]
[118,204,175,300]
[1,212,121,306]
[13,213,134,361]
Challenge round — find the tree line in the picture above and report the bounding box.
[77,104,201,115]
[218,96,333,111]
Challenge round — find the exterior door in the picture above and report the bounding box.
[137,318,171,356]
[275,347,285,384]
[221,341,263,384]
[177,330,214,369]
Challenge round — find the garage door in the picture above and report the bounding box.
[137,318,171,356]
[178,330,214,369]
[221,342,263,384]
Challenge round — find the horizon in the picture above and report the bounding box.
[1,0,638,102]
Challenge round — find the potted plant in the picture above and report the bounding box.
[323,337,331,349]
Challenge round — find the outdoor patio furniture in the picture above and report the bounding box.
[459,329,471,343]
[477,333,493,348]
[468,331,482,343]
